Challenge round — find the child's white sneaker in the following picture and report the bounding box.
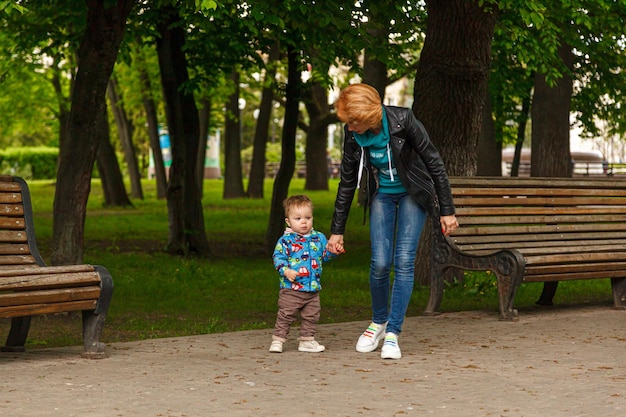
[269,340,283,353]
[298,339,325,352]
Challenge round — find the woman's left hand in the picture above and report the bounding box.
[440,215,459,236]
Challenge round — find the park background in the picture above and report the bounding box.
[0,1,624,349]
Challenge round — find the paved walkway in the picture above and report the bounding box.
[1,305,625,417]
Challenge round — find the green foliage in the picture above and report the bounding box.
[0,1,27,14]
[0,146,58,179]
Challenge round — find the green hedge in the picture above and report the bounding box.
[0,147,58,180]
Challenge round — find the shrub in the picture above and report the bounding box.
[0,146,58,179]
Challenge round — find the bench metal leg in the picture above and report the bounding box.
[81,265,114,359]
[426,218,526,321]
[611,277,626,309]
[81,311,107,359]
[1,316,31,352]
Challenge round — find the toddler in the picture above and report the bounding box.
[269,195,341,353]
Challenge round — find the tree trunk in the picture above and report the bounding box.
[303,80,334,191]
[197,96,211,198]
[362,20,389,100]
[476,92,501,176]
[412,0,496,175]
[412,0,496,286]
[96,100,132,207]
[107,76,143,199]
[510,90,532,177]
[265,46,300,254]
[530,43,574,178]
[247,40,279,199]
[51,0,133,266]
[156,5,210,256]
[135,43,167,199]
[223,70,245,199]
[530,42,574,305]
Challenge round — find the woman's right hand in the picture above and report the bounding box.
[327,234,345,254]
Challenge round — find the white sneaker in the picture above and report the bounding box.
[381,333,401,359]
[298,339,325,352]
[269,340,283,353]
[355,322,386,353]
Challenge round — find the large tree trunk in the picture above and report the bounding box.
[412,0,496,175]
[265,46,300,254]
[107,76,143,199]
[303,80,334,191]
[156,5,210,256]
[247,40,279,199]
[135,43,167,199]
[531,42,574,305]
[530,43,574,178]
[412,0,496,286]
[51,0,134,266]
[476,92,501,176]
[223,70,245,199]
[97,101,133,207]
[362,19,389,99]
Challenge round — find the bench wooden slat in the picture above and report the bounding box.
[0,204,24,216]
[0,300,99,318]
[526,261,626,275]
[452,223,626,237]
[0,286,101,307]
[456,214,626,225]
[464,245,626,258]
[455,206,626,216]
[455,237,626,252]
[0,181,21,192]
[0,193,22,204]
[524,270,626,282]
[0,231,29,243]
[0,271,100,291]
[454,196,626,206]
[0,264,95,277]
[453,231,626,246]
[0,256,39,267]
[0,217,25,229]
[453,187,626,197]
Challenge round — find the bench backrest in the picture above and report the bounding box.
[0,175,45,269]
[448,176,626,257]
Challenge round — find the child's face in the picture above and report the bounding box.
[285,205,313,235]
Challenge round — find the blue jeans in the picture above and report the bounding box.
[369,192,426,335]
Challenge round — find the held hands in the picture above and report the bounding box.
[440,214,459,236]
[327,234,345,255]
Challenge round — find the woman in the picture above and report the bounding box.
[327,84,458,360]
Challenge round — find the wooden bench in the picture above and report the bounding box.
[426,176,626,320]
[0,175,113,358]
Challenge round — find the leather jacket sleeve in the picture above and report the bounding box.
[330,126,360,235]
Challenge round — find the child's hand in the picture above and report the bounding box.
[284,269,298,282]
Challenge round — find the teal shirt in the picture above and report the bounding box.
[353,107,406,194]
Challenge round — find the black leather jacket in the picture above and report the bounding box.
[330,105,455,235]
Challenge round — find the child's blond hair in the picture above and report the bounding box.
[283,194,313,217]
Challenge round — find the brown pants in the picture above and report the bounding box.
[273,289,321,341]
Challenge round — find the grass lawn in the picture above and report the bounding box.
[1,178,614,349]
